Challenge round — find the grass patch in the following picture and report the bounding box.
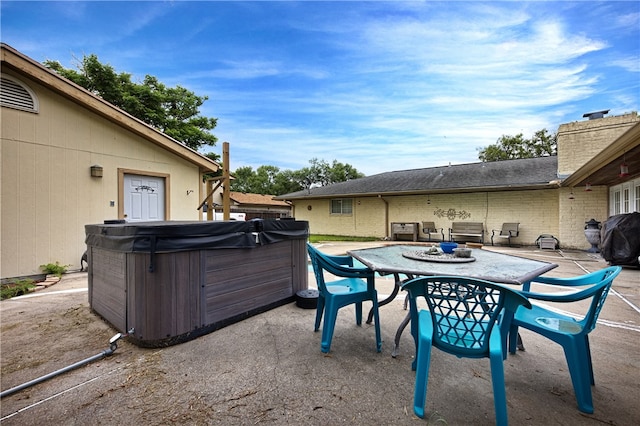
[40,261,69,278]
[1,279,36,300]
[309,234,380,243]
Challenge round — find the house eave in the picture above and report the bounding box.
[562,121,640,188]
[1,43,219,174]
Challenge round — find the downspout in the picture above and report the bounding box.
[379,195,389,239]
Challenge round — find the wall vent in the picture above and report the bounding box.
[0,75,39,113]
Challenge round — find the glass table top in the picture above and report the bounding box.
[348,244,558,285]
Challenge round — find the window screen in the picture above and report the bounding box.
[330,198,353,215]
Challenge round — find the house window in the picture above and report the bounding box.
[623,184,630,213]
[0,74,39,113]
[610,179,640,215]
[330,198,353,215]
[611,187,621,215]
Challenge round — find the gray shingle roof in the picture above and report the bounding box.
[277,156,559,200]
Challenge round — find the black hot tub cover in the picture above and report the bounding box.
[85,220,309,253]
[85,220,309,272]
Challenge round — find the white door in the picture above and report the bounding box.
[123,174,165,221]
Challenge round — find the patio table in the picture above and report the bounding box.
[347,244,558,356]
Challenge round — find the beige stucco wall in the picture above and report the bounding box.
[557,112,639,176]
[1,71,205,279]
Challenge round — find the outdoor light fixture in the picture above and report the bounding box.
[569,190,575,200]
[90,164,103,178]
[585,183,592,192]
[620,153,629,177]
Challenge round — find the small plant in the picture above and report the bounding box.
[40,261,70,278]
[1,279,35,300]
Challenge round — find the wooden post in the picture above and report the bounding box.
[206,179,213,221]
[223,142,230,220]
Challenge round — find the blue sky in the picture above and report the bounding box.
[2,1,638,176]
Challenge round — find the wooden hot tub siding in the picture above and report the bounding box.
[88,239,308,347]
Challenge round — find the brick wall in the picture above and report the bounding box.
[557,112,639,176]
[295,189,561,246]
[558,186,610,249]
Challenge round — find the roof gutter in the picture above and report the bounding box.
[277,182,561,201]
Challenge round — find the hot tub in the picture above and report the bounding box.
[85,219,308,347]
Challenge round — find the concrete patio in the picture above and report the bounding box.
[1,243,638,425]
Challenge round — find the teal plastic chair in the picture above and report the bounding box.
[402,276,530,425]
[508,266,622,414]
[307,243,382,353]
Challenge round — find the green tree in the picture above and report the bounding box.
[478,129,557,162]
[275,169,309,195]
[203,151,221,163]
[252,165,282,195]
[44,55,217,151]
[229,166,257,193]
[202,152,223,182]
[325,160,364,184]
[300,158,365,187]
[229,159,364,196]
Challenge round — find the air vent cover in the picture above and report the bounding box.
[1,75,38,112]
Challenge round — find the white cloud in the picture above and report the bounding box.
[3,1,635,177]
[611,57,640,73]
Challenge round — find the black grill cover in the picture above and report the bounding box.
[601,212,640,266]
